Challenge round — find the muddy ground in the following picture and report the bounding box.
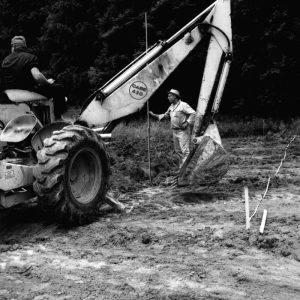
[0,131,300,300]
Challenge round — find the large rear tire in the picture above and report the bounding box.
[33,125,110,224]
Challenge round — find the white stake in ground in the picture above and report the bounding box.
[244,186,250,229]
[259,209,268,234]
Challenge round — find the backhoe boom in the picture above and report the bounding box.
[79,0,232,133]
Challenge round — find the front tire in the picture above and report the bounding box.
[33,125,110,224]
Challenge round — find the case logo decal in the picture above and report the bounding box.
[129,81,148,100]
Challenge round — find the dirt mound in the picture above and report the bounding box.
[107,134,178,192]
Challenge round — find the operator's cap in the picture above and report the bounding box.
[11,36,27,47]
[168,89,181,98]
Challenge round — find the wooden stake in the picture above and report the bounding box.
[145,12,152,184]
[105,194,125,212]
[259,209,268,234]
[244,186,250,229]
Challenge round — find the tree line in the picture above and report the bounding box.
[0,0,299,118]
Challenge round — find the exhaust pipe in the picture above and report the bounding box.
[92,128,112,139]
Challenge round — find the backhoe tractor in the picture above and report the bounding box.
[0,0,232,224]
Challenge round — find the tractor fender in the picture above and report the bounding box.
[0,114,37,143]
[31,121,70,153]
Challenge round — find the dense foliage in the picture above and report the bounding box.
[0,0,299,118]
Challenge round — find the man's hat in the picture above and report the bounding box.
[168,89,181,98]
[11,36,27,47]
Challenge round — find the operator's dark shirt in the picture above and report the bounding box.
[1,46,38,90]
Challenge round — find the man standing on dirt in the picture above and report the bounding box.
[1,35,67,119]
[150,89,195,168]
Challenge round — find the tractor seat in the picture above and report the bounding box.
[4,89,48,103]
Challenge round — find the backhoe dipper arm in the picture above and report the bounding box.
[191,0,232,140]
[78,0,232,133]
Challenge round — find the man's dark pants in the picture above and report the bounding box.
[35,83,67,119]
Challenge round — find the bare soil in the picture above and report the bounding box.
[0,133,300,300]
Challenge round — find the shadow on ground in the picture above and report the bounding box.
[172,192,230,204]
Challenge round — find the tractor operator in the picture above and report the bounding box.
[150,89,195,168]
[1,35,67,120]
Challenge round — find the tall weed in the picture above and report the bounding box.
[114,117,300,138]
[114,120,172,139]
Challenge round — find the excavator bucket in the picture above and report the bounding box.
[177,123,230,188]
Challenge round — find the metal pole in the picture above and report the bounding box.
[145,12,152,183]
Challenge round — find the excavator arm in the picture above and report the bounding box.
[77,0,232,188]
[78,0,232,136]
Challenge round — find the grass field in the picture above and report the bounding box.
[113,116,300,138]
